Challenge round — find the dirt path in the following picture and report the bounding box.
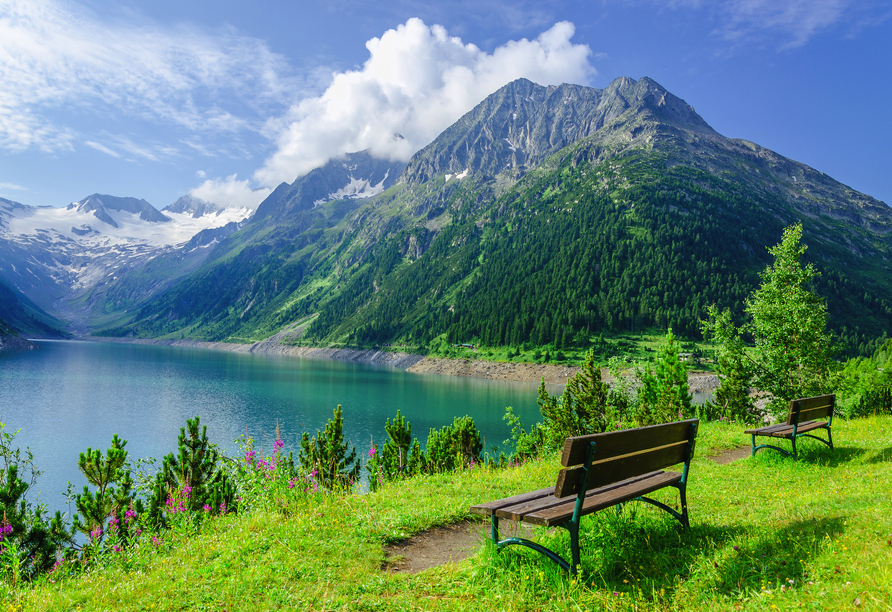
[385,445,749,573]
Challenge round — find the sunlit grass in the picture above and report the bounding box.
[5,417,892,611]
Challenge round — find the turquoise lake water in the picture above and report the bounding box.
[0,340,543,514]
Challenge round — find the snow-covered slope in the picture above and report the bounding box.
[0,195,251,330]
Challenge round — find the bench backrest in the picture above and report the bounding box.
[785,394,835,426]
[553,419,698,499]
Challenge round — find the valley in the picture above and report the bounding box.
[2,76,891,360]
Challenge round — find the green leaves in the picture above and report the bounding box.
[704,223,835,418]
[636,329,693,425]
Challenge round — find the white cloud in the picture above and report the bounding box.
[189,175,271,211]
[0,181,26,190]
[85,141,121,158]
[255,19,595,187]
[717,0,849,48]
[196,170,206,179]
[0,0,296,152]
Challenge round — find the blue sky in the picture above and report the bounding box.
[1,0,890,210]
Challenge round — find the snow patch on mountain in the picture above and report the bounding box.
[313,170,391,206]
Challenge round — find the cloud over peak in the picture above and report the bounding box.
[254,19,595,187]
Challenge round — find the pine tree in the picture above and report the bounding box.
[146,417,236,527]
[746,223,834,412]
[299,405,360,490]
[636,329,692,425]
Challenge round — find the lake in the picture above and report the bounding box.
[0,340,544,514]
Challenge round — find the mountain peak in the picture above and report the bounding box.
[399,76,715,187]
[163,194,226,219]
[68,194,170,227]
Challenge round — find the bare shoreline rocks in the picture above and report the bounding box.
[89,336,720,392]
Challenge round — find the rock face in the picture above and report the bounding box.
[400,76,714,186]
[68,194,171,226]
[253,150,406,223]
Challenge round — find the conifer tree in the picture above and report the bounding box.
[299,405,360,490]
[0,423,70,579]
[73,434,143,545]
[636,329,692,425]
[146,417,235,527]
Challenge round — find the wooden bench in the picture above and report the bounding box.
[744,394,835,460]
[469,419,698,574]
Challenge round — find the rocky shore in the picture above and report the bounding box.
[0,334,36,352]
[92,334,721,392]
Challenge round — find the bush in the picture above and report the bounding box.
[299,405,360,491]
[145,417,236,528]
[423,416,483,472]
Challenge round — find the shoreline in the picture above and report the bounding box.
[87,336,720,392]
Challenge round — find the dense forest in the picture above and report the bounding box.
[305,154,892,357]
[103,148,892,359]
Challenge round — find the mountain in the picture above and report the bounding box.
[0,279,65,338]
[59,77,892,355]
[254,150,405,223]
[0,194,252,333]
[68,194,171,227]
[163,195,227,219]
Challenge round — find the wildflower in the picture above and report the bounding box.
[113,545,121,553]
[108,514,119,532]
[288,478,298,489]
[219,502,227,514]
[152,535,162,546]
[368,447,376,458]
[203,504,212,513]
[274,438,285,453]
[733,545,740,551]
[90,526,102,541]
[245,449,256,465]
[124,507,137,524]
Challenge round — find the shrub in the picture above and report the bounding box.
[423,416,483,472]
[298,405,360,491]
[145,417,236,528]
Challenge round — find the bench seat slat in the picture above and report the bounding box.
[745,420,828,437]
[523,470,682,527]
[469,487,555,517]
[493,471,666,522]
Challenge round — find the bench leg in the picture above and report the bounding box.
[488,515,581,574]
[566,520,581,574]
[638,484,689,529]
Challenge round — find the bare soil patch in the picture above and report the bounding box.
[708,445,751,464]
[382,520,538,573]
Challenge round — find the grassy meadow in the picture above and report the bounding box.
[3,416,891,611]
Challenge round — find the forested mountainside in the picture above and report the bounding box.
[100,77,892,356]
[0,280,65,338]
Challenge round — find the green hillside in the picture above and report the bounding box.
[0,280,66,338]
[98,77,892,357]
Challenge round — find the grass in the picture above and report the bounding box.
[4,417,892,611]
[343,328,717,370]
